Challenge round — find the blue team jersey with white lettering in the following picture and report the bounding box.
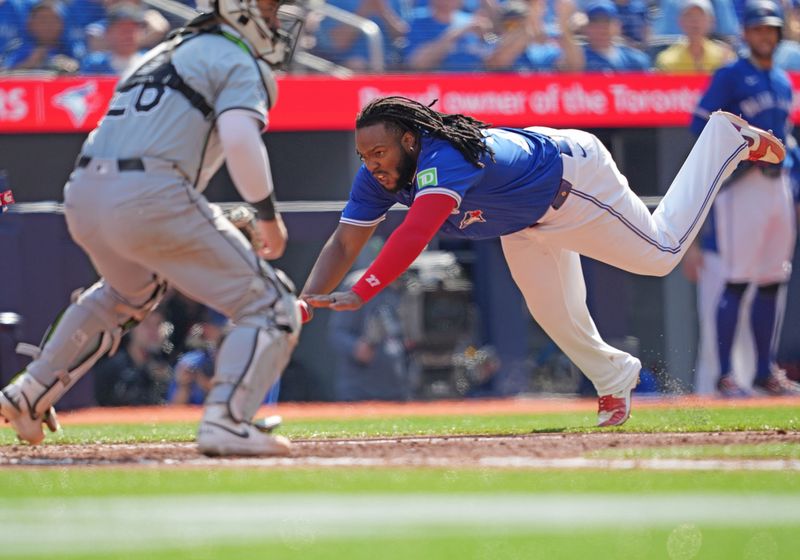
[690,57,793,143]
[341,127,564,240]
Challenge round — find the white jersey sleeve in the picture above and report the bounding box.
[218,109,274,202]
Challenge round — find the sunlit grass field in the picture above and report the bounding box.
[1,403,799,559]
[1,404,798,444]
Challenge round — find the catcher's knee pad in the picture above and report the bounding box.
[18,277,167,415]
[205,324,298,423]
[233,264,302,336]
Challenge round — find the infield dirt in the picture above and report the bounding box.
[1,396,799,468]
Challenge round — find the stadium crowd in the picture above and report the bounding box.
[3,0,800,74]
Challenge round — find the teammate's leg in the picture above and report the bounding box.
[750,173,798,393]
[715,282,752,396]
[694,250,727,393]
[751,283,780,378]
[501,231,640,426]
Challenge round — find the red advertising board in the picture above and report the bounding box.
[1,73,799,133]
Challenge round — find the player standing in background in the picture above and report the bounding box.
[301,95,784,428]
[690,0,800,396]
[0,0,305,456]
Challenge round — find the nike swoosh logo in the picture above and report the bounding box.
[204,421,250,439]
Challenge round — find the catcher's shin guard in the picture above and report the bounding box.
[205,324,297,423]
[0,278,166,444]
[198,323,298,456]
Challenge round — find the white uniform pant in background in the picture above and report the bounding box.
[693,251,756,394]
[713,168,795,285]
[503,113,748,396]
[692,169,795,391]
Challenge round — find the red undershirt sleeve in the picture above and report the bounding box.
[351,193,457,302]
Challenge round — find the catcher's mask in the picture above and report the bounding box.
[195,0,303,69]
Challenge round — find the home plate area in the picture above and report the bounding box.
[1,431,799,470]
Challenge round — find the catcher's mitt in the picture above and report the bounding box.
[225,205,263,251]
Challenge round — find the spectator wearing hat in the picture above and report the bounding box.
[4,0,81,72]
[485,0,583,72]
[608,0,651,49]
[401,0,494,71]
[573,0,651,71]
[654,0,740,40]
[655,0,735,72]
[85,0,169,53]
[79,2,146,75]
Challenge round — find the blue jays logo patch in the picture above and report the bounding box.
[459,209,486,229]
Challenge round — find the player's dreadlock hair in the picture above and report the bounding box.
[356,96,494,168]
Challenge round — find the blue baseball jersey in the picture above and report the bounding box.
[690,58,793,143]
[341,127,564,240]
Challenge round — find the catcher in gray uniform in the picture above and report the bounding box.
[0,0,305,456]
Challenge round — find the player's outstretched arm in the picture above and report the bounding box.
[308,193,455,312]
[301,222,378,299]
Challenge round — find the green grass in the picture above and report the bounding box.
[4,469,800,498]
[1,404,798,445]
[591,443,800,460]
[2,404,799,559]
[6,529,799,560]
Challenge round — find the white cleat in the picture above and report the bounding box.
[197,405,291,457]
[0,376,59,445]
[715,111,786,164]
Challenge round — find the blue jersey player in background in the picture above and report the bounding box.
[301,95,785,427]
[689,0,800,397]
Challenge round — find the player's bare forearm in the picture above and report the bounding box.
[301,223,377,297]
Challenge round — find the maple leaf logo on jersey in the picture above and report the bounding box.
[459,209,486,229]
[52,81,100,127]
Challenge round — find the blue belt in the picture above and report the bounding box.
[552,139,574,210]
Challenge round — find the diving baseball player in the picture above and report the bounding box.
[0,0,305,455]
[690,0,800,396]
[302,95,784,427]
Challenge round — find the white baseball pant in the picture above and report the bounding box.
[501,113,748,395]
[693,251,756,394]
[713,168,795,284]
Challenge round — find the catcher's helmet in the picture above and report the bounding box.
[743,0,784,30]
[195,0,303,69]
